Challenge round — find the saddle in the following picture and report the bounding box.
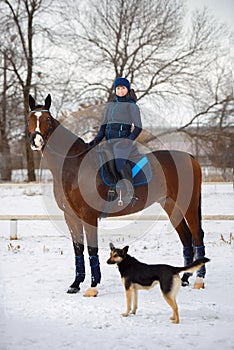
[96,143,152,188]
[96,143,152,218]
[97,144,119,185]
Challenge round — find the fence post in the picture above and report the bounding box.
[10,219,18,240]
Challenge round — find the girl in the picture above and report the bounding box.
[90,77,142,205]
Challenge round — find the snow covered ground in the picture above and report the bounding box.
[0,183,234,350]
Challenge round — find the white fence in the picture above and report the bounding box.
[1,214,234,240]
[1,182,233,239]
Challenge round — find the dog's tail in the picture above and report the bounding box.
[175,257,210,274]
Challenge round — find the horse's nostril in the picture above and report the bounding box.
[30,131,44,149]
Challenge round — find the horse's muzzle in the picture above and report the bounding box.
[30,131,45,150]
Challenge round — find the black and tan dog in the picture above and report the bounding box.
[107,243,210,323]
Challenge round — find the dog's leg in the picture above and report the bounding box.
[163,294,179,324]
[122,287,132,317]
[131,287,138,314]
[162,275,181,324]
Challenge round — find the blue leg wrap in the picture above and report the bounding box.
[194,246,206,278]
[75,255,85,283]
[182,246,194,285]
[89,255,101,287]
[183,246,194,266]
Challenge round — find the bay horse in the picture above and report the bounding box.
[27,94,207,296]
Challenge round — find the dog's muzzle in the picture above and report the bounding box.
[106,258,116,264]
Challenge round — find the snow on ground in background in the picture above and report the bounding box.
[201,183,234,215]
[0,183,234,350]
[0,183,234,217]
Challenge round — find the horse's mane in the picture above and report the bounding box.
[50,113,86,145]
[73,135,86,144]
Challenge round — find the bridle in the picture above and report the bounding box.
[28,109,53,148]
[28,109,95,158]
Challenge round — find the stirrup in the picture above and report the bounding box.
[118,190,124,206]
[107,188,117,202]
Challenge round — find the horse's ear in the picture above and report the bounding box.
[109,243,115,251]
[45,94,51,110]
[29,94,36,110]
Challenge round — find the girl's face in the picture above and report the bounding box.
[116,85,128,97]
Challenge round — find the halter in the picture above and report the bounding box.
[28,108,94,158]
[28,109,53,147]
[29,109,50,114]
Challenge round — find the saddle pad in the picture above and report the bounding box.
[97,151,152,188]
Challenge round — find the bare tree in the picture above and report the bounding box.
[0,0,52,181]
[177,49,234,170]
[0,0,233,182]
[152,50,234,173]
[58,0,226,103]
[0,50,12,181]
[180,98,234,172]
[57,0,234,170]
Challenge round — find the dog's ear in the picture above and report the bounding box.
[109,242,115,251]
[122,246,129,255]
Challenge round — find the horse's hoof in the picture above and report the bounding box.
[193,277,205,289]
[67,286,80,294]
[83,287,98,297]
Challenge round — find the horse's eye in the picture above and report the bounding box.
[47,117,50,121]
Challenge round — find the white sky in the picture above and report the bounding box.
[187,0,234,31]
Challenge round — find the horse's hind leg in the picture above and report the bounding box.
[65,214,85,294]
[161,198,194,286]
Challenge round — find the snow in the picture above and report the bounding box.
[0,183,234,350]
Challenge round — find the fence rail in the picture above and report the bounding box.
[1,214,233,221]
[1,214,233,239]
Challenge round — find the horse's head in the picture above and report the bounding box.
[28,94,53,151]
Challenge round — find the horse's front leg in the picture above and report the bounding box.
[64,213,86,294]
[83,218,101,297]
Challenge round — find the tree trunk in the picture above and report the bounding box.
[24,92,36,182]
[25,136,36,181]
[0,136,12,181]
[0,50,12,181]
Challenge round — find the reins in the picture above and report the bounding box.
[44,143,94,159]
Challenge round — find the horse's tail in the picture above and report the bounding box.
[193,155,203,227]
[198,193,202,224]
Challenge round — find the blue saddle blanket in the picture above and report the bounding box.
[97,148,152,188]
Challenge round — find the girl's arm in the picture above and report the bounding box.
[128,103,142,140]
[89,104,109,145]
[90,124,106,145]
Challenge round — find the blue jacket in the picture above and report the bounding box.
[92,96,142,144]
